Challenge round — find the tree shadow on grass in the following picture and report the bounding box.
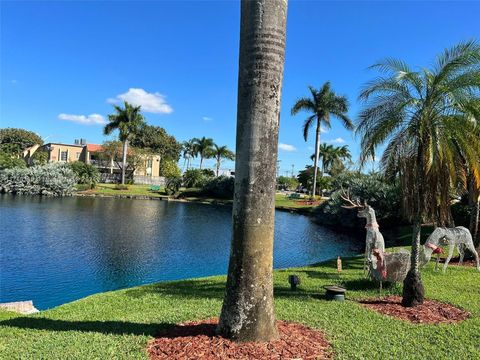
[0,317,172,336]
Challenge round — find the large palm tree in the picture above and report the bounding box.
[218,0,287,342]
[291,82,353,198]
[104,102,145,184]
[310,144,351,176]
[192,137,214,169]
[212,144,235,176]
[356,41,480,307]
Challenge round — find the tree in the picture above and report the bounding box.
[212,144,235,176]
[218,0,288,342]
[310,144,351,175]
[182,139,197,171]
[0,128,43,154]
[192,137,214,169]
[356,41,480,307]
[70,162,100,189]
[130,124,182,171]
[104,102,146,184]
[0,152,26,170]
[291,82,353,198]
[277,175,299,191]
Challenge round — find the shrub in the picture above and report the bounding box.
[0,163,76,196]
[0,152,27,170]
[201,169,215,177]
[313,172,402,229]
[201,176,235,199]
[69,162,100,189]
[183,169,208,188]
[165,176,182,195]
[161,159,182,178]
[277,176,299,191]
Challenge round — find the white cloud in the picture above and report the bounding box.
[278,143,296,152]
[58,113,106,125]
[328,137,346,144]
[108,88,173,114]
[202,116,213,122]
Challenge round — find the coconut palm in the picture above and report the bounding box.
[104,102,145,184]
[182,139,197,171]
[310,144,351,175]
[218,0,287,342]
[192,137,214,169]
[356,40,480,307]
[291,82,353,198]
[212,144,235,176]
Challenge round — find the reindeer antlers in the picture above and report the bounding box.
[340,188,365,209]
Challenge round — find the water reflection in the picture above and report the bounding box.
[0,195,357,309]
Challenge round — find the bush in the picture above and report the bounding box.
[0,163,76,196]
[201,176,235,199]
[69,162,100,189]
[183,169,208,188]
[0,152,27,170]
[161,159,181,178]
[165,176,182,195]
[277,176,299,191]
[313,172,402,229]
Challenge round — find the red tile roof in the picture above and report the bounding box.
[86,144,103,152]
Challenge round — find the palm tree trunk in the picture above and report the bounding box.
[216,157,220,177]
[468,176,479,248]
[218,0,287,342]
[402,146,425,307]
[121,140,128,185]
[199,155,203,169]
[312,119,321,198]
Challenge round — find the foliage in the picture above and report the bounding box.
[314,172,401,229]
[192,137,214,168]
[212,144,235,176]
[0,163,76,196]
[160,159,181,178]
[0,152,27,170]
[0,250,479,359]
[277,176,299,191]
[311,143,351,175]
[131,124,181,162]
[0,128,43,154]
[183,169,209,188]
[69,162,100,189]
[201,176,235,199]
[165,176,182,195]
[181,139,197,170]
[114,184,130,191]
[297,166,324,194]
[30,150,48,166]
[201,169,215,177]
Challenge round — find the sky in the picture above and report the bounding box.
[1,1,480,174]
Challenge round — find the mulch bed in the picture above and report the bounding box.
[148,318,332,360]
[436,257,478,267]
[359,296,470,324]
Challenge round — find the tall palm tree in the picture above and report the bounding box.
[192,137,214,169]
[291,82,353,198]
[182,139,197,171]
[104,102,145,184]
[212,144,235,176]
[218,0,287,342]
[310,144,351,175]
[356,41,480,307]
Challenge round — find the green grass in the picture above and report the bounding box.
[1,250,478,359]
[77,183,166,198]
[274,193,320,210]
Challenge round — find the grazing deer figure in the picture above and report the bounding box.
[340,190,385,276]
[421,226,480,272]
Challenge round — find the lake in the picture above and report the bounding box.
[0,195,358,309]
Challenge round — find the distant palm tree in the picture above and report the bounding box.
[310,143,351,175]
[104,101,145,184]
[356,40,480,307]
[193,137,214,169]
[291,82,353,197]
[182,139,197,171]
[212,144,235,176]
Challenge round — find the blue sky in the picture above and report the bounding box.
[1,1,479,174]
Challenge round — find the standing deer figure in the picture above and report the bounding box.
[340,190,386,276]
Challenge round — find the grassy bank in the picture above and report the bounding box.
[1,250,478,359]
[76,184,318,212]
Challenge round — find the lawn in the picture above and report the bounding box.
[77,183,167,198]
[1,250,478,359]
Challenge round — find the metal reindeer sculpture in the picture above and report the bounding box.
[421,226,480,272]
[340,190,386,276]
[341,190,410,286]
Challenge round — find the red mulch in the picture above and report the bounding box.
[436,257,478,267]
[147,318,332,360]
[359,296,470,324]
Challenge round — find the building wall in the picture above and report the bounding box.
[41,144,86,163]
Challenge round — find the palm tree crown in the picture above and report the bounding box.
[212,144,235,176]
[356,40,480,306]
[192,137,214,169]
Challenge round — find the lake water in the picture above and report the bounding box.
[0,195,358,309]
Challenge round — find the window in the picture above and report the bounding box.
[60,151,67,161]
